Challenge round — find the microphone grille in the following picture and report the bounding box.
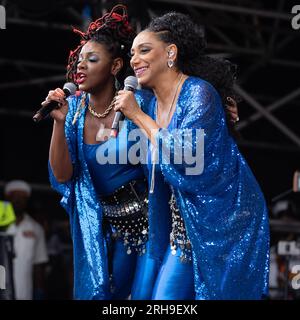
[63,82,77,96]
[124,76,138,90]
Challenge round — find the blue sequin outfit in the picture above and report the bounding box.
[143,76,270,300]
[49,89,155,299]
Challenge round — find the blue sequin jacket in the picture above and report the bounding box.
[48,89,156,299]
[145,76,270,300]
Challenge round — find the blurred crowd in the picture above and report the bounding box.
[0,180,73,300]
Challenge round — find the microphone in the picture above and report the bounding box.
[110,76,138,138]
[32,82,77,122]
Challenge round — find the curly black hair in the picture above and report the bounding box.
[147,12,238,105]
[66,5,135,86]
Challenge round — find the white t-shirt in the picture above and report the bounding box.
[6,214,49,300]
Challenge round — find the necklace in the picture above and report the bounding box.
[88,94,116,118]
[151,73,183,194]
[156,73,183,126]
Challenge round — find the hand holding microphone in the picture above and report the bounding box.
[111,76,138,137]
[33,82,77,123]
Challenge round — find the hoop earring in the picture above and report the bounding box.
[167,60,174,68]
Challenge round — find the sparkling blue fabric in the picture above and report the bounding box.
[144,76,270,300]
[49,89,153,299]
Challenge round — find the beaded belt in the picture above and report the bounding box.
[169,193,192,263]
[100,178,147,205]
[100,179,149,255]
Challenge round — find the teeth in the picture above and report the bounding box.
[136,67,147,72]
[135,67,148,76]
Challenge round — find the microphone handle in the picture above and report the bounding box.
[33,88,69,122]
[111,112,125,135]
[110,85,135,137]
[32,101,58,122]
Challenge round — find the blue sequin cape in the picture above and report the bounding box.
[49,89,155,299]
[145,76,270,300]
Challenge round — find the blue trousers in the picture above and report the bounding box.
[109,238,137,299]
[109,239,195,300]
[131,245,195,300]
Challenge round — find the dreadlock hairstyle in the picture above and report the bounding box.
[146,12,238,105]
[66,5,135,86]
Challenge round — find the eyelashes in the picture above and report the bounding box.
[77,56,99,64]
[129,47,151,57]
[140,48,151,54]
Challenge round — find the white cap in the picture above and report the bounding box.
[4,180,31,197]
[272,200,289,216]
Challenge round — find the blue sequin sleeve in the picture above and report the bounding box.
[150,77,269,299]
[157,79,230,194]
[48,95,80,214]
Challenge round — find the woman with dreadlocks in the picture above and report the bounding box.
[44,5,156,300]
[115,12,269,299]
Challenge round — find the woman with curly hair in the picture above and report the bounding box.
[115,12,269,300]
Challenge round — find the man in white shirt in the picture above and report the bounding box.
[4,180,49,300]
